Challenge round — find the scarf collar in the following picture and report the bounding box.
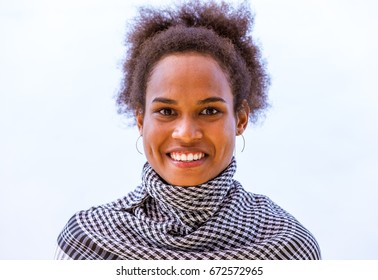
[138,157,237,234]
[142,157,236,209]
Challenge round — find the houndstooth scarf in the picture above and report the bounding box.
[56,158,321,259]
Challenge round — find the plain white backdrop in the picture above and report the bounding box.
[1,0,377,259]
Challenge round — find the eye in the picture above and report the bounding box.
[200,107,219,115]
[158,108,175,116]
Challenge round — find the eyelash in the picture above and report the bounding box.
[158,108,176,116]
[156,107,220,116]
[200,107,219,115]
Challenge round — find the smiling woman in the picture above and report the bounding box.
[55,0,321,260]
[138,53,248,186]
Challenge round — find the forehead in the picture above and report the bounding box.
[146,52,232,103]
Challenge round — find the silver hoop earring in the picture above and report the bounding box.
[240,134,245,153]
[136,135,143,155]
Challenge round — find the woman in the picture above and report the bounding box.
[56,0,321,260]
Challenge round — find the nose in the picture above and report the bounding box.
[172,116,203,143]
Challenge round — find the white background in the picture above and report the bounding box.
[1,0,377,259]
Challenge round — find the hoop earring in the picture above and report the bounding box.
[136,135,143,155]
[240,134,245,153]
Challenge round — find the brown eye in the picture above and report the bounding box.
[200,107,219,115]
[159,108,175,116]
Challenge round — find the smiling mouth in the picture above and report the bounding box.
[169,152,206,162]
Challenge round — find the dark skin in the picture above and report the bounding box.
[137,52,249,186]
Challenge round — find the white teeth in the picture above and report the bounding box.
[170,152,205,162]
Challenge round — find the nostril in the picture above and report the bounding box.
[172,123,203,141]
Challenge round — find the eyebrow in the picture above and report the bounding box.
[197,97,226,105]
[152,97,226,105]
[152,97,178,105]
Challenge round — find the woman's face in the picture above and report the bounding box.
[137,53,249,186]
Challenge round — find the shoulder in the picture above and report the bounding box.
[56,187,146,259]
[232,185,321,259]
[56,201,125,259]
[56,209,105,259]
[253,193,321,259]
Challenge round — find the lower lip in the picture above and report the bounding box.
[168,155,206,168]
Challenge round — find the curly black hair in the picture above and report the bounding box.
[116,0,270,123]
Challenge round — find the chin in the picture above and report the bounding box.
[168,177,207,187]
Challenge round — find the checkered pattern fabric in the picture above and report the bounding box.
[56,158,321,259]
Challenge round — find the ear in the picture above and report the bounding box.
[236,100,250,135]
[136,109,144,135]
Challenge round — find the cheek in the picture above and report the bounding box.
[220,115,237,136]
[223,118,237,149]
[210,121,236,151]
[142,121,169,154]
